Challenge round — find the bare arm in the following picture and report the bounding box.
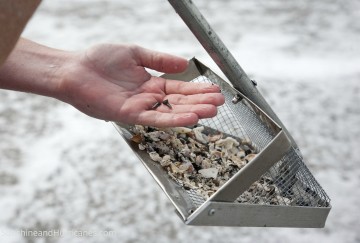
[0,38,69,98]
[0,1,224,127]
[0,39,224,127]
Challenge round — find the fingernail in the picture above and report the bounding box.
[205,84,221,93]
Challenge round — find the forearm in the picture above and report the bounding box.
[0,38,73,99]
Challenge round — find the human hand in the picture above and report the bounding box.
[58,44,224,127]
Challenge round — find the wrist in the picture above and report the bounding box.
[0,38,75,100]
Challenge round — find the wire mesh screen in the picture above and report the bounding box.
[192,82,249,142]
[238,148,330,207]
[187,69,330,208]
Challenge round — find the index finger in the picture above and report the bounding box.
[164,80,221,95]
[136,46,189,73]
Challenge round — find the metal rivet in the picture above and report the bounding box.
[251,79,257,86]
[232,94,242,104]
[208,209,216,216]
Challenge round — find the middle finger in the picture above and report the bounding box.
[165,93,225,106]
[155,104,218,119]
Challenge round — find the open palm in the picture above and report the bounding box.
[59,44,224,127]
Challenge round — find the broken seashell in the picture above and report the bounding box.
[170,136,185,150]
[193,126,209,144]
[171,127,192,134]
[160,155,172,167]
[180,147,191,158]
[158,131,171,140]
[149,152,162,162]
[145,131,163,142]
[236,150,246,159]
[215,137,239,149]
[133,125,145,134]
[155,142,170,155]
[244,153,257,163]
[179,161,195,173]
[199,168,218,179]
[195,155,203,165]
[241,138,257,152]
[138,143,146,150]
[210,150,222,159]
[230,155,246,168]
[131,134,143,143]
[201,158,212,169]
[208,133,223,142]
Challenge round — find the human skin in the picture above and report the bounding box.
[0,38,224,127]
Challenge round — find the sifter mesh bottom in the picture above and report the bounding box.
[183,70,330,208]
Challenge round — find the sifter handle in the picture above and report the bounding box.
[167,0,297,147]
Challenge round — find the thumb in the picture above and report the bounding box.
[134,46,188,73]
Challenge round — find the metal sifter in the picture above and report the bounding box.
[113,0,331,227]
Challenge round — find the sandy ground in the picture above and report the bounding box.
[0,0,359,242]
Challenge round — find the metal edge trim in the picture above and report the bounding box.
[186,201,331,227]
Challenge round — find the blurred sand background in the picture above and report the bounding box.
[0,0,359,242]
